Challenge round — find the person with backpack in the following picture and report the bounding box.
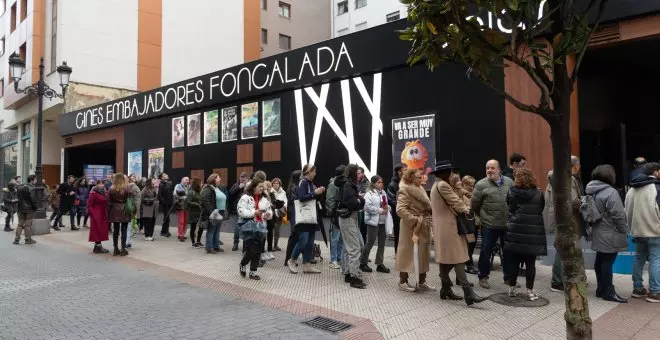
[326,165,346,270]
[585,164,629,303]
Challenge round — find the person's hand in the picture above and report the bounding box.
[69,191,75,195]
[412,234,419,244]
[379,208,385,215]
[314,187,325,195]
[255,210,262,217]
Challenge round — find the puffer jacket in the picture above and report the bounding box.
[185,188,203,223]
[237,194,273,221]
[337,176,364,214]
[76,186,91,207]
[471,176,514,229]
[505,187,547,256]
[364,188,388,226]
[17,184,37,213]
[625,175,660,238]
[199,184,217,222]
[585,180,628,253]
[2,182,19,213]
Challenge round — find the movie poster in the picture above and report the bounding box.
[147,147,165,179]
[262,98,281,137]
[241,102,259,140]
[221,107,238,142]
[204,110,219,144]
[187,113,202,146]
[172,116,185,148]
[391,114,436,189]
[127,151,143,178]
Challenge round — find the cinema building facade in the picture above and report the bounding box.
[58,4,660,190]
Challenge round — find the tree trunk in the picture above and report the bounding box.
[551,66,592,340]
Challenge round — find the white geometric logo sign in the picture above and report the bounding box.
[294,73,382,179]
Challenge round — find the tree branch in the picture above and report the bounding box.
[481,77,542,115]
[571,0,609,84]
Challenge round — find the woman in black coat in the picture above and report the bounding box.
[504,168,547,301]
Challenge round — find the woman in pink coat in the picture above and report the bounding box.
[88,181,110,253]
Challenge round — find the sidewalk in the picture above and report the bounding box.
[19,224,660,340]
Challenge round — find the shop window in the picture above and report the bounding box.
[261,28,268,44]
[237,144,253,164]
[261,0,267,10]
[278,34,291,50]
[355,0,367,9]
[355,21,368,31]
[386,11,400,22]
[10,3,16,33]
[2,144,18,189]
[337,1,348,15]
[51,0,58,73]
[22,121,30,137]
[19,43,26,61]
[20,0,26,22]
[278,1,290,19]
[262,141,281,162]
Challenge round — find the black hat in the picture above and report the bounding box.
[432,160,459,174]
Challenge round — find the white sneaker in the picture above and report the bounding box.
[145,237,150,241]
[268,252,275,260]
[508,286,518,297]
[329,261,340,269]
[526,289,539,301]
[399,283,416,292]
[418,283,436,291]
[288,259,299,274]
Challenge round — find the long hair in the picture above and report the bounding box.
[367,175,383,192]
[345,164,359,183]
[110,173,127,193]
[190,178,202,192]
[447,173,461,192]
[402,168,420,185]
[288,170,302,192]
[246,179,264,196]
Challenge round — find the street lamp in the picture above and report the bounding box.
[9,53,72,222]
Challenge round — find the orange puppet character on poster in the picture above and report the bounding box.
[401,140,433,185]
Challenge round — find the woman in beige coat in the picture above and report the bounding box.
[395,168,435,292]
[430,161,486,306]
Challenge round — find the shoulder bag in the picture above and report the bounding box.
[436,184,475,235]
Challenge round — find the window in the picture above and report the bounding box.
[10,3,16,33]
[0,37,4,57]
[337,0,348,15]
[261,28,268,44]
[278,34,291,50]
[337,28,349,36]
[386,11,400,22]
[20,0,26,22]
[0,78,4,98]
[355,0,367,9]
[261,0,267,10]
[51,0,57,73]
[355,21,368,31]
[19,43,26,61]
[278,2,290,18]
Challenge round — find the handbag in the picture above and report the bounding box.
[294,199,318,225]
[125,197,136,215]
[385,211,394,235]
[239,219,268,240]
[456,211,476,235]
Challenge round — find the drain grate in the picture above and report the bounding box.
[302,316,353,333]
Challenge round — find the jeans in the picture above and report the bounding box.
[477,227,506,279]
[504,253,537,289]
[360,224,385,265]
[339,212,363,278]
[76,205,88,226]
[330,223,344,263]
[53,204,75,227]
[291,230,315,263]
[233,216,241,247]
[177,210,188,237]
[206,220,222,250]
[594,252,618,291]
[241,239,262,271]
[633,237,660,294]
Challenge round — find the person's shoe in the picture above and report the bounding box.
[462,285,487,306]
[508,286,518,298]
[359,264,373,273]
[526,289,539,301]
[71,226,80,231]
[329,261,341,269]
[178,236,185,242]
[550,283,564,293]
[465,266,478,275]
[596,285,603,298]
[164,233,171,238]
[232,244,239,251]
[239,264,247,278]
[120,248,129,256]
[399,282,416,292]
[214,248,224,252]
[219,240,224,245]
[440,286,463,300]
[632,287,649,298]
[52,225,61,231]
[206,249,217,254]
[418,282,436,291]
[268,252,276,260]
[113,248,121,256]
[303,264,321,274]
[350,277,367,289]
[258,260,266,268]
[4,227,14,232]
[126,244,132,249]
[479,278,491,289]
[93,245,109,254]
[646,292,660,303]
[345,274,353,283]
[376,265,390,273]
[249,271,261,280]
[24,239,36,245]
[457,279,474,287]
[83,224,89,228]
[12,238,20,245]
[274,246,282,251]
[602,287,627,303]
[260,253,269,261]
[288,259,299,274]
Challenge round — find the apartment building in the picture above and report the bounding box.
[0,0,261,188]
[332,0,407,37]
[259,0,331,57]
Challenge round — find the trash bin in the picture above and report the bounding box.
[612,235,636,275]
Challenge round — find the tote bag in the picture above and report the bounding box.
[294,199,318,225]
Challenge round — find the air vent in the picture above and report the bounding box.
[64,137,73,145]
[301,316,353,334]
[589,23,620,47]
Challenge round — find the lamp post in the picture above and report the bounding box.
[9,53,72,222]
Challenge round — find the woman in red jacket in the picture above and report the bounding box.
[88,181,110,253]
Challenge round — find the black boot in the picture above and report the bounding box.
[113,247,121,256]
[602,287,627,303]
[350,276,366,289]
[93,244,109,254]
[440,284,463,300]
[462,284,487,306]
[344,274,352,283]
[596,285,603,298]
